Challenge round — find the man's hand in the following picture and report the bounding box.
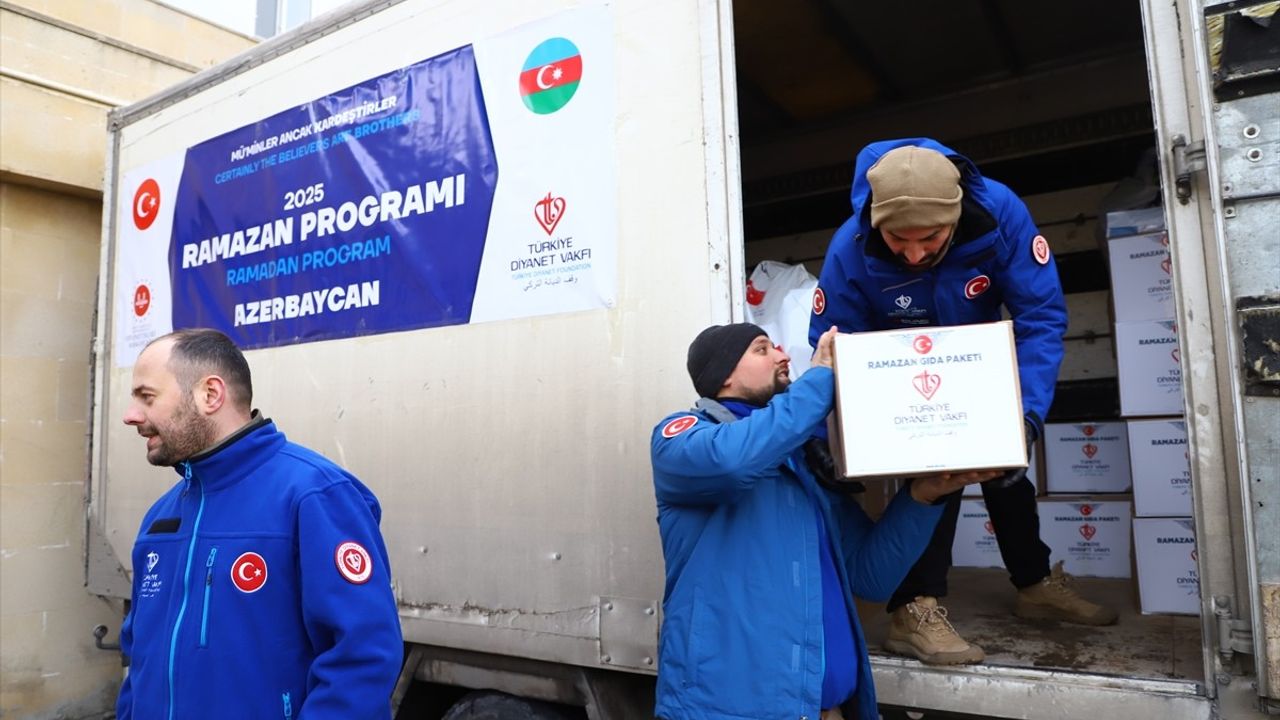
[811,326,839,369]
[909,469,1004,505]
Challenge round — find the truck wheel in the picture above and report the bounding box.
[441,691,573,720]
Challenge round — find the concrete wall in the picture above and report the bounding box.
[0,3,255,717]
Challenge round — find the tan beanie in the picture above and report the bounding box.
[867,146,964,232]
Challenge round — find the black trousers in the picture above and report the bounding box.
[887,476,1052,612]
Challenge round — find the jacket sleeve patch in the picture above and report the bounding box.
[1032,235,1051,265]
[812,287,827,315]
[335,541,373,584]
[661,415,698,438]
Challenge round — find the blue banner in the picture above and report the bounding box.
[168,45,497,349]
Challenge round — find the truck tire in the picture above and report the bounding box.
[440,691,573,720]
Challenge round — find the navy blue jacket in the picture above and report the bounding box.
[651,367,944,719]
[117,417,402,720]
[809,138,1068,430]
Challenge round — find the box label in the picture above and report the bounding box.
[1039,500,1132,578]
[1044,422,1132,493]
[1129,419,1193,516]
[1134,518,1200,614]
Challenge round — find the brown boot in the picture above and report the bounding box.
[884,596,985,665]
[1015,561,1119,626]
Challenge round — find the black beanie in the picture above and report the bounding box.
[686,323,768,398]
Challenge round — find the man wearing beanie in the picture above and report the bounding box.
[650,322,995,720]
[809,138,1116,667]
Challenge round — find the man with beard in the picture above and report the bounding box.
[117,329,402,719]
[650,323,996,720]
[809,139,1117,667]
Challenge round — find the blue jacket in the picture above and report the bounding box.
[651,367,944,720]
[117,416,402,720]
[809,138,1068,431]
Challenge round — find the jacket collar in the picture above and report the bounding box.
[174,411,286,492]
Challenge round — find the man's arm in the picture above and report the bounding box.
[652,367,834,505]
[653,327,840,506]
[809,218,879,348]
[115,601,135,719]
[991,184,1069,434]
[828,487,944,602]
[296,481,403,719]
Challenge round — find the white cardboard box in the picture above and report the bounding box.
[1105,206,1166,239]
[1129,419,1193,517]
[964,443,1039,496]
[1044,422,1132,494]
[830,321,1026,478]
[1133,517,1200,614]
[1038,498,1132,578]
[1108,232,1175,322]
[953,500,1004,568]
[1116,320,1185,417]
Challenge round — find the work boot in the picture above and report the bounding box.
[884,596,985,665]
[1015,561,1119,626]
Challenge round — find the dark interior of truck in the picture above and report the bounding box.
[732,0,1204,689]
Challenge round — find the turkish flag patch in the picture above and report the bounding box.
[230,552,268,593]
[335,541,373,584]
[661,415,698,438]
[964,274,991,299]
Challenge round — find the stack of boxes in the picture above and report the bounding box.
[1108,208,1199,615]
[952,206,1199,615]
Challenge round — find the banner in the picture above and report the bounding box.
[113,7,616,364]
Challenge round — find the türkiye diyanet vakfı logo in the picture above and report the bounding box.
[520,37,582,114]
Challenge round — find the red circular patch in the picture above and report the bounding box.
[230,552,268,593]
[335,541,373,584]
[132,178,161,231]
[746,280,765,306]
[1080,504,1093,516]
[133,284,151,317]
[1032,235,1051,265]
[661,415,697,439]
[812,288,826,315]
[963,274,991,300]
[912,335,933,354]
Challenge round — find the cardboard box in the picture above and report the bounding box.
[1129,419,1193,517]
[953,500,1004,568]
[1133,517,1200,614]
[1115,320,1185,417]
[1038,498,1132,578]
[830,321,1026,478]
[1108,231,1175,322]
[1044,422,1132,494]
[1104,206,1166,239]
[964,441,1040,496]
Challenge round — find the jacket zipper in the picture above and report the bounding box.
[167,462,206,720]
[199,546,218,647]
[282,691,293,720]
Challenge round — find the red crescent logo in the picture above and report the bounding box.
[661,416,698,439]
[335,541,373,584]
[964,275,991,299]
[230,552,268,593]
[132,178,161,231]
[912,335,933,354]
[812,288,826,315]
[746,280,766,306]
[1080,504,1093,516]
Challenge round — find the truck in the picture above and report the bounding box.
[87,0,1279,717]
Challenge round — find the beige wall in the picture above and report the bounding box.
[0,3,255,717]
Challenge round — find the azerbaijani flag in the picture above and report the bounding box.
[519,37,583,114]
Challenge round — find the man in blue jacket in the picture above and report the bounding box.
[652,322,997,719]
[117,329,402,719]
[809,139,1117,666]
